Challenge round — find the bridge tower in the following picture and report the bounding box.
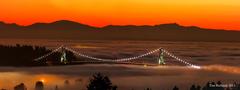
[158,48,165,65]
[60,47,68,64]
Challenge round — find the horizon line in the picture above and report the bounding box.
[0,20,238,31]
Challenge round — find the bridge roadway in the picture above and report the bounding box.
[71,61,163,66]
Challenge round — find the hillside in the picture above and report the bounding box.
[0,20,240,42]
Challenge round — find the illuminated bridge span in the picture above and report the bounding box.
[34,45,201,69]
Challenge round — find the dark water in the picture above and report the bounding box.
[0,39,239,90]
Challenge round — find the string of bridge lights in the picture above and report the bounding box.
[33,46,201,69]
[161,49,201,69]
[33,45,64,61]
[64,47,161,62]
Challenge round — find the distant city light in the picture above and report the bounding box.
[40,78,45,83]
[144,64,147,68]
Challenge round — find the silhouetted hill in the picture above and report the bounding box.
[26,20,96,30]
[0,20,240,42]
[0,21,22,30]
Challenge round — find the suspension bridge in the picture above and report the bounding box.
[33,45,201,69]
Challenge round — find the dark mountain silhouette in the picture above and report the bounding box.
[26,20,96,30]
[0,20,240,42]
[0,21,22,30]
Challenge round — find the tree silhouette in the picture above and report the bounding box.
[55,85,59,90]
[112,86,117,90]
[173,86,179,90]
[190,84,196,90]
[0,44,76,66]
[145,88,152,90]
[87,73,116,90]
[35,81,44,90]
[14,83,27,90]
[196,85,201,90]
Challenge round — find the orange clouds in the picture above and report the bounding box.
[0,0,240,30]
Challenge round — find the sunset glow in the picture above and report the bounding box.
[0,0,240,30]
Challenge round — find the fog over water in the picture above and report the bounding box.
[0,39,239,90]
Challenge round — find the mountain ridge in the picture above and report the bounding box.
[0,20,238,31]
[0,20,239,42]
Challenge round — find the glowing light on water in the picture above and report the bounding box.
[191,65,201,69]
[144,64,147,68]
[203,65,240,74]
[40,78,46,83]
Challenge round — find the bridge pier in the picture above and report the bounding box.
[60,47,68,64]
[158,48,165,65]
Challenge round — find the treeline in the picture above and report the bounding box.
[0,44,76,66]
[7,73,240,90]
[11,73,117,90]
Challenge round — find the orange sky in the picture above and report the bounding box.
[0,0,240,30]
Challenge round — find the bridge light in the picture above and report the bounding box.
[144,64,147,68]
[192,65,201,69]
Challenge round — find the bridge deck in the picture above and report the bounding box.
[71,61,160,66]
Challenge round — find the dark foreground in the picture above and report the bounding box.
[0,64,239,90]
